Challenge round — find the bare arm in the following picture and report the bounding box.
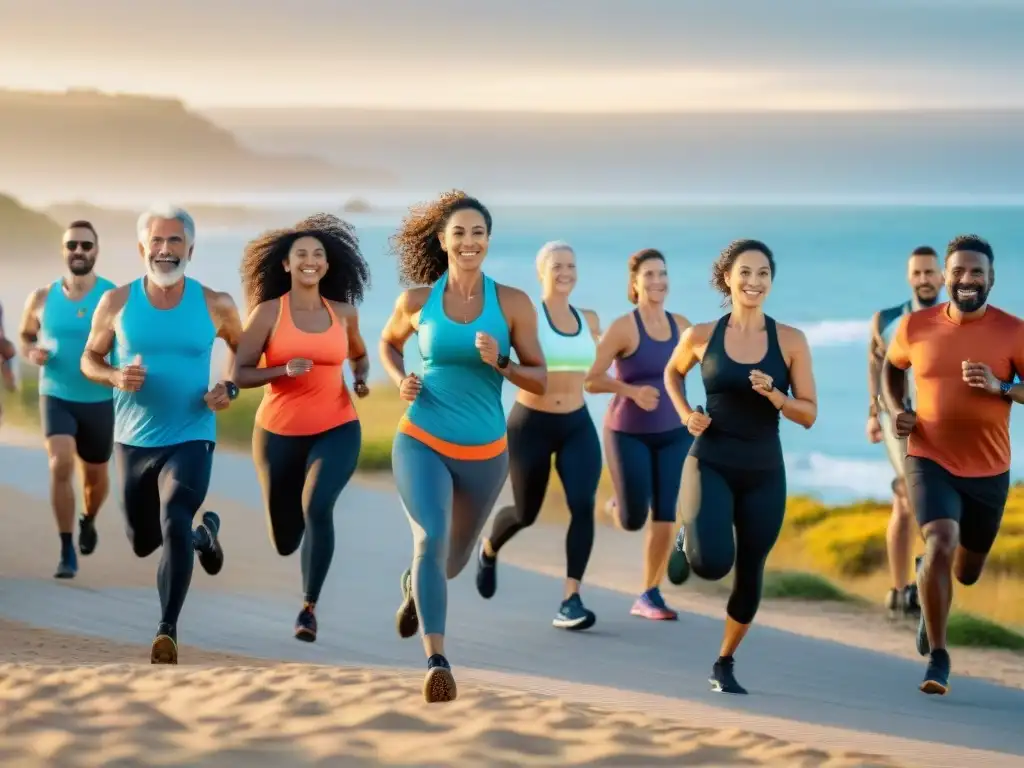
[584,315,636,396]
[379,289,427,388]
[866,312,884,417]
[664,322,711,423]
[230,300,288,388]
[81,287,129,387]
[333,302,369,383]
[206,289,242,380]
[881,315,911,415]
[770,326,818,429]
[498,286,546,395]
[580,308,601,342]
[17,288,46,358]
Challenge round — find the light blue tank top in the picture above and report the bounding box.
[538,302,596,373]
[38,276,116,403]
[878,299,917,407]
[113,277,217,448]
[406,272,511,445]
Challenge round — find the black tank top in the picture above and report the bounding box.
[690,313,791,469]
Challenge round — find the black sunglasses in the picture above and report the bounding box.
[65,241,95,252]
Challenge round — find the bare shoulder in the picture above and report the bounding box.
[99,284,132,315]
[25,285,50,313]
[496,283,534,311]
[671,312,691,330]
[202,284,237,313]
[327,299,358,319]
[397,287,431,316]
[776,322,810,353]
[683,320,716,346]
[578,307,600,330]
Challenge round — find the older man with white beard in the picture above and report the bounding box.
[80,204,243,665]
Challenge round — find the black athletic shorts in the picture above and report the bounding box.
[40,395,115,464]
[905,455,1009,555]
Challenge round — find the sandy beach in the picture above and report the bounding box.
[2,424,1024,767]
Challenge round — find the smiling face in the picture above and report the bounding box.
[138,217,191,288]
[62,226,97,276]
[945,250,992,313]
[439,208,489,272]
[283,235,327,289]
[539,247,577,297]
[907,253,942,306]
[726,249,773,308]
[633,256,668,305]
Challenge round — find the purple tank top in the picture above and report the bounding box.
[604,310,684,434]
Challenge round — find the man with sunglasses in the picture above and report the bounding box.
[18,221,116,578]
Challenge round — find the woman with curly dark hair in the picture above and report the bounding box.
[380,190,546,703]
[584,248,692,622]
[663,239,818,695]
[232,213,371,643]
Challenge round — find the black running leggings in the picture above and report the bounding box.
[116,439,215,627]
[487,403,601,581]
[679,455,787,625]
[252,420,361,604]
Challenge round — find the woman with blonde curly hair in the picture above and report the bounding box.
[232,213,371,644]
[379,190,546,703]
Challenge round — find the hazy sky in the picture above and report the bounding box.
[3,0,1023,110]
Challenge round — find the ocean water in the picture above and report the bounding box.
[13,204,1024,502]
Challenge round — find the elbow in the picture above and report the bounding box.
[801,405,818,430]
[583,374,600,394]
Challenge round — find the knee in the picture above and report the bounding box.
[891,493,913,521]
[273,533,302,557]
[413,529,448,566]
[130,534,160,558]
[922,531,957,569]
[48,452,74,482]
[691,556,732,582]
[955,567,982,587]
[161,510,195,550]
[617,501,646,532]
[726,593,759,625]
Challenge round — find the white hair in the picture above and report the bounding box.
[137,204,196,247]
[535,239,575,273]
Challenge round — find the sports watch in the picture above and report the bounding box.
[225,381,239,401]
[496,353,510,370]
[1000,380,1013,398]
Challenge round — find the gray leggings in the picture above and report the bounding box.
[392,432,509,635]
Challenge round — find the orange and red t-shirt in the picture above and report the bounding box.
[886,303,1024,478]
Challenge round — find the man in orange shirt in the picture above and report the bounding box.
[883,234,1024,696]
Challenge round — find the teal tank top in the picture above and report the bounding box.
[878,298,917,407]
[113,277,217,448]
[406,272,511,445]
[38,276,116,403]
[538,302,596,372]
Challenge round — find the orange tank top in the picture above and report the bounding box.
[254,293,358,436]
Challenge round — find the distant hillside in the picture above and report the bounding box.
[46,198,380,240]
[0,193,62,261]
[0,89,396,202]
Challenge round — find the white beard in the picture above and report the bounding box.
[146,259,188,288]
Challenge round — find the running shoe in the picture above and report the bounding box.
[396,568,419,639]
[151,623,178,665]
[476,542,498,599]
[423,654,457,703]
[630,587,678,620]
[54,548,77,579]
[667,527,691,585]
[710,657,748,694]
[552,593,596,631]
[194,511,224,575]
[295,604,317,642]
[78,514,98,556]
[902,582,921,618]
[920,649,950,695]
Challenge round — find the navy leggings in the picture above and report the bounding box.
[115,440,214,627]
[604,426,692,528]
[252,420,361,604]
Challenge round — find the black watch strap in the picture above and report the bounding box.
[225,381,239,400]
[496,353,510,370]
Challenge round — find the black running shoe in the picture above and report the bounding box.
[423,654,457,703]
[78,515,98,556]
[476,542,497,599]
[552,593,596,631]
[667,527,691,585]
[294,605,317,642]
[396,568,419,639]
[709,657,748,694]
[151,623,178,665]
[194,511,224,575]
[920,650,950,695]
